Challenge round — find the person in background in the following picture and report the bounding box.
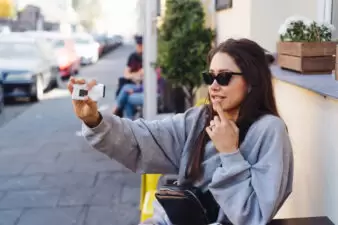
[113,35,143,115]
[113,68,162,119]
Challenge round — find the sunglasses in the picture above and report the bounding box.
[202,71,243,86]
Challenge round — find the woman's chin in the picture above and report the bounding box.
[211,101,227,111]
[211,101,233,112]
[211,103,240,120]
[211,98,223,105]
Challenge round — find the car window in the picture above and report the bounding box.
[38,40,56,61]
[53,39,65,48]
[0,42,41,59]
[75,38,91,44]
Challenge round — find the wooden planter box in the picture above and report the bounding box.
[277,42,337,74]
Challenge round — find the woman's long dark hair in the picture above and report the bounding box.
[186,38,279,181]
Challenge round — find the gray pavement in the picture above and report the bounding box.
[0,101,33,128]
[0,45,142,225]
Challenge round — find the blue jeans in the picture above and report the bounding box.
[115,83,144,119]
[125,93,144,119]
[115,84,138,110]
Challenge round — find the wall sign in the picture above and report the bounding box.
[157,0,161,16]
[215,0,232,11]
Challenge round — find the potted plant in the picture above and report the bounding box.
[157,0,215,112]
[277,16,336,74]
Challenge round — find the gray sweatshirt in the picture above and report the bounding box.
[82,106,294,225]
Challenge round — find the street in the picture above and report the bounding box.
[0,45,141,225]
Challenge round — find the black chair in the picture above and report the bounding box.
[115,77,135,117]
[115,77,135,97]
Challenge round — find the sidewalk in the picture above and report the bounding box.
[0,104,177,225]
[0,46,144,225]
[0,98,142,225]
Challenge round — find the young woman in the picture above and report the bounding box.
[68,38,293,225]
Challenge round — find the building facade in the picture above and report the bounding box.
[14,0,79,33]
[214,0,338,224]
[144,0,338,223]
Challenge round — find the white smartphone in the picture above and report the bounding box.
[72,83,105,102]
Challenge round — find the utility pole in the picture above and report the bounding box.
[143,0,158,120]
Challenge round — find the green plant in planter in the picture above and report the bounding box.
[157,0,215,108]
[278,16,335,42]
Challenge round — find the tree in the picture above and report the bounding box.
[157,0,214,107]
[73,0,101,32]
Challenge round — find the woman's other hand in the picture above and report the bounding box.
[68,77,101,127]
[206,103,239,153]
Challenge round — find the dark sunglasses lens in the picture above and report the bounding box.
[216,72,232,85]
[202,72,214,85]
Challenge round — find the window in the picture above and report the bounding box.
[75,38,91,45]
[0,42,40,59]
[53,39,65,48]
[157,0,161,16]
[215,0,232,11]
[331,0,338,39]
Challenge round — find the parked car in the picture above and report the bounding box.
[73,33,100,65]
[25,31,81,80]
[93,34,119,54]
[106,35,119,49]
[0,33,59,102]
[92,34,107,56]
[112,35,123,45]
[0,25,11,34]
[53,36,81,78]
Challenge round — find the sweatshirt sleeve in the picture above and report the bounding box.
[82,107,202,174]
[208,117,293,225]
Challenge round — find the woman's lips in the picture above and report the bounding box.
[211,95,226,103]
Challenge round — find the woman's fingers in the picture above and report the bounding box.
[87,79,97,90]
[68,78,98,95]
[68,77,87,93]
[84,96,97,108]
[74,78,86,84]
[67,77,75,93]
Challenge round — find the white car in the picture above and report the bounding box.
[0,33,59,102]
[0,25,11,34]
[73,34,100,65]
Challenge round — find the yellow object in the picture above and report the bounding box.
[139,98,208,222]
[195,97,209,106]
[140,174,162,222]
[141,190,158,222]
[0,0,14,18]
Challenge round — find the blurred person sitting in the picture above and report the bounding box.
[113,35,144,116]
[113,68,163,119]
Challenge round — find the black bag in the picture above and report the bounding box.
[154,116,255,225]
[154,121,220,225]
[155,183,219,225]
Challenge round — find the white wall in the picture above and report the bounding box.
[215,0,318,51]
[272,79,338,224]
[215,1,338,222]
[331,0,338,39]
[250,0,318,52]
[215,0,252,43]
